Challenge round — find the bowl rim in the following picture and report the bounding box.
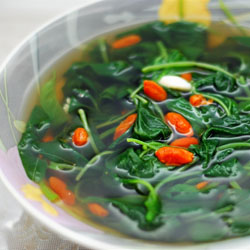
[0,1,250,249]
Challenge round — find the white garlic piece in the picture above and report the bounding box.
[159,75,192,91]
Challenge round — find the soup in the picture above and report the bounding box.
[18,19,250,243]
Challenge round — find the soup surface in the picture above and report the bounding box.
[18,20,250,242]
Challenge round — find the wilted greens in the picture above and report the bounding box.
[18,19,250,243]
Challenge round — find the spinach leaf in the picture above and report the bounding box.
[189,214,228,242]
[152,21,207,60]
[40,74,68,125]
[194,72,237,93]
[238,100,250,113]
[18,106,50,182]
[164,184,199,201]
[63,61,139,95]
[190,139,219,169]
[204,158,241,178]
[134,102,171,140]
[111,42,159,70]
[115,148,164,178]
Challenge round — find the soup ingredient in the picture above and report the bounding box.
[155,147,194,166]
[72,127,88,146]
[189,94,213,107]
[49,177,67,196]
[112,35,141,49]
[165,112,194,136]
[170,137,199,148]
[61,190,75,206]
[196,181,209,190]
[49,177,76,205]
[42,131,54,143]
[159,75,192,91]
[18,17,250,243]
[143,80,167,101]
[181,73,192,82]
[40,182,59,202]
[113,114,137,140]
[87,203,109,217]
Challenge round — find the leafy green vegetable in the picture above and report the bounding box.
[204,158,241,178]
[194,72,237,93]
[40,74,68,125]
[152,21,207,60]
[115,148,164,178]
[134,102,171,140]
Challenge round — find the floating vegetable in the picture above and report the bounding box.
[159,75,192,91]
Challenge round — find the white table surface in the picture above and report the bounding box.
[0,1,93,249]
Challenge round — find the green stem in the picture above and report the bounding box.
[142,61,235,79]
[235,96,250,101]
[156,41,168,59]
[127,138,158,151]
[219,0,247,36]
[133,94,148,104]
[98,38,109,63]
[217,142,250,151]
[197,92,231,116]
[96,109,136,129]
[78,109,99,154]
[122,179,155,194]
[130,84,143,99]
[99,127,116,140]
[155,171,200,192]
[75,150,114,181]
[230,181,242,190]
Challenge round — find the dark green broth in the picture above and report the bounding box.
[18,20,250,243]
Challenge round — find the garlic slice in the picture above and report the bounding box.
[159,75,192,91]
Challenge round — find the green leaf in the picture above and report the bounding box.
[134,102,171,140]
[115,148,164,178]
[204,158,241,178]
[152,21,207,60]
[194,72,237,93]
[165,184,199,201]
[40,74,68,125]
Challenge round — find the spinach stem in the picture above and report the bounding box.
[156,41,168,59]
[130,84,143,99]
[142,61,235,79]
[230,181,242,190]
[96,109,136,129]
[122,179,155,195]
[99,127,116,140]
[235,96,250,101]
[127,138,158,151]
[76,150,114,181]
[78,109,99,154]
[155,171,200,192]
[197,92,231,116]
[217,142,250,151]
[98,38,109,63]
[133,94,148,104]
[219,0,247,36]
